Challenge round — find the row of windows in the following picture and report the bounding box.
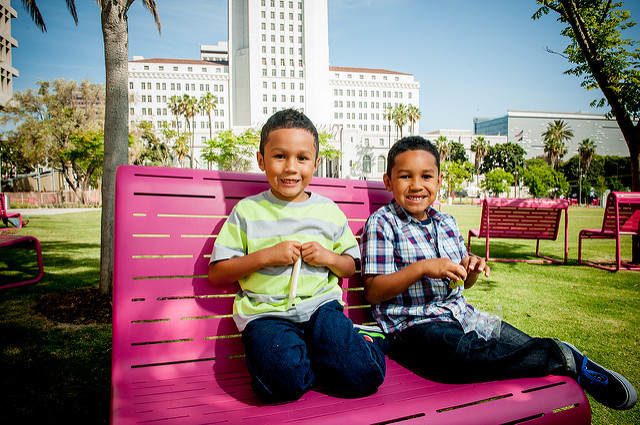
[141,65,223,73]
[262,106,305,115]
[262,45,303,55]
[134,81,225,92]
[262,34,303,43]
[261,10,302,20]
[263,58,304,67]
[263,81,304,90]
[262,68,304,78]
[138,94,225,105]
[361,155,387,174]
[132,108,225,118]
[336,73,400,82]
[262,0,302,9]
[261,22,303,32]
[263,94,305,103]
[335,120,386,134]
[333,89,411,99]
[336,101,398,110]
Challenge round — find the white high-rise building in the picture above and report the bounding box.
[0,0,18,109]
[128,0,420,179]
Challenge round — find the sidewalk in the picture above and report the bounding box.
[11,208,100,216]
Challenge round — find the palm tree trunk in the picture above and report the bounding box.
[99,1,130,296]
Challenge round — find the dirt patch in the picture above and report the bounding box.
[34,286,112,325]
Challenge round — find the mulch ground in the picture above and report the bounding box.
[34,286,112,325]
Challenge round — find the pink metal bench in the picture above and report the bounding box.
[111,165,590,424]
[0,233,44,289]
[578,191,640,271]
[1,193,23,229]
[468,198,569,263]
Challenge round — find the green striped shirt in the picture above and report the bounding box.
[212,189,360,331]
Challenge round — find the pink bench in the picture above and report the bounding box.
[1,193,23,229]
[468,198,569,263]
[578,191,640,271]
[0,233,44,289]
[111,165,590,425]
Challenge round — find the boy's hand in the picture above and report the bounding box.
[423,258,468,282]
[264,240,302,266]
[300,241,332,267]
[462,255,491,278]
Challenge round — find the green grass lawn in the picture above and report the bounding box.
[1,207,639,424]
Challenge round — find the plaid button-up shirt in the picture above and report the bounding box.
[361,199,486,336]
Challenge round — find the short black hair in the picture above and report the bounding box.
[386,136,440,176]
[260,109,319,158]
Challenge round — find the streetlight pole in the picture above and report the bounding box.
[578,151,582,206]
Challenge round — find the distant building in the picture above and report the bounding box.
[128,0,420,179]
[0,0,18,109]
[474,110,628,159]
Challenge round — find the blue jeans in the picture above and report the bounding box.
[390,320,573,383]
[241,300,386,403]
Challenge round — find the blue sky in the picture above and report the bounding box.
[9,0,640,132]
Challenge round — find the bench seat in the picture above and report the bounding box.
[111,165,590,425]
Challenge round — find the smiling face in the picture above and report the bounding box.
[383,149,443,221]
[257,127,320,202]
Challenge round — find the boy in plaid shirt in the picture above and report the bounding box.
[360,136,636,410]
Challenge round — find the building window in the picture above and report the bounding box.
[129,82,133,90]
[363,156,371,173]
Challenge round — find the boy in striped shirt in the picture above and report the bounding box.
[209,109,386,403]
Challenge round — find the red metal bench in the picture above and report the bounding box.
[0,233,44,289]
[111,165,590,425]
[468,198,569,263]
[1,193,23,229]
[578,191,640,271]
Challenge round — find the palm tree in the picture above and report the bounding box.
[21,0,161,296]
[198,92,218,141]
[392,104,408,139]
[542,120,573,170]
[382,105,393,147]
[578,138,596,177]
[435,135,451,162]
[167,95,183,135]
[181,94,199,168]
[471,136,489,185]
[407,105,421,135]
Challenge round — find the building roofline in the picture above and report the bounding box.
[130,58,227,66]
[329,65,411,76]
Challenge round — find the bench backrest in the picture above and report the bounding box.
[600,192,640,235]
[0,193,8,216]
[112,165,392,382]
[476,198,568,240]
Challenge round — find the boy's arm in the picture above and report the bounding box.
[300,241,356,278]
[208,240,302,285]
[364,258,467,304]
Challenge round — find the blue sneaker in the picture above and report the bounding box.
[354,324,389,354]
[562,342,637,410]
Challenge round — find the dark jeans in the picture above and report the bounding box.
[390,320,573,383]
[241,300,386,403]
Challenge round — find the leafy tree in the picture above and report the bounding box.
[578,138,596,177]
[533,0,640,262]
[130,121,172,167]
[522,164,555,198]
[442,161,473,198]
[449,141,468,163]
[481,142,526,177]
[167,94,183,134]
[482,168,514,197]
[201,129,259,172]
[318,131,342,160]
[0,79,104,204]
[542,119,573,170]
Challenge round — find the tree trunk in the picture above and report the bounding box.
[99,2,130,296]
